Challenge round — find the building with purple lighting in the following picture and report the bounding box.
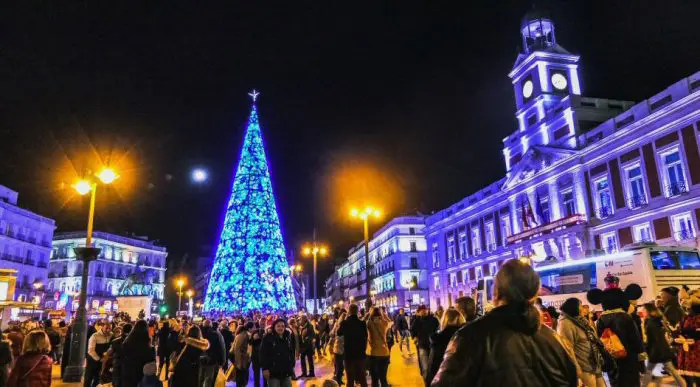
[325,215,429,312]
[0,185,55,305]
[425,11,700,309]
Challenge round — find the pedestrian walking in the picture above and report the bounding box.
[107,322,132,387]
[329,312,346,385]
[299,315,317,378]
[121,320,157,387]
[410,305,439,381]
[156,321,172,378]
[85,320,113,387]
[431,259,578,386]
[425,308,465,386]
[7,330,52,387]
[394,309,411,353]
[337,303,368,387]
[260,319,296,387]
[367,306,392,387]
[557,298,606,387]
[232,323,252,386]
[170,325,210,387]
[641,303,686,386]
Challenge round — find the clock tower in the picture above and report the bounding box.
[503,9,583,172]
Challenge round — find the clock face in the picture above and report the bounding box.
[522,80,534,99]
[551,73,568,90]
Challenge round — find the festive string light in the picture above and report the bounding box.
[203,91,296,314]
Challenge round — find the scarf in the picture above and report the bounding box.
[563,313,604,370]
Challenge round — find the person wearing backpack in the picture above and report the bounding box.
[558,298,606,387]
[588,274,644,387]
[641,303,686,387]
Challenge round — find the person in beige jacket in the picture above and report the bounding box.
[366,307,393,387]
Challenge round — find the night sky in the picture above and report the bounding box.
[0,2,698,294]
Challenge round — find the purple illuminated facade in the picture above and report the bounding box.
[425,12,700,309]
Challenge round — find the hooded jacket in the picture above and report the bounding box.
[431,304,577,387]
[259,330,295,379]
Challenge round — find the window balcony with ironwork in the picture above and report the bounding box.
[675,229,695,241]
[472,247,482,256]
[604,244,618,254]
[628,195,647,209]
[486,242,497,253]
[596,206,614,219]
[667,181,688,197]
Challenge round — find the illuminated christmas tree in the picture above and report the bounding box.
[204,90,297,314]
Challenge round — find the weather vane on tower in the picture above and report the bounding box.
[248,89,260,102]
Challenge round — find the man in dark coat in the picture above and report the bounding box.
[201,319,226,387]
[298,315,316,377]
[432,260,577,387]
[337,303,368,387]
[108,323,132,387]
[394,309,411,352]
[218,320,235,365]
[155,321,171,378]
[410,305,439,381]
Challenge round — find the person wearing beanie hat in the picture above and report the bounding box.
[137,361,163,387]
[661,286,687,327]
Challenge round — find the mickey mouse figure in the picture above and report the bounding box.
[587,273,645,387]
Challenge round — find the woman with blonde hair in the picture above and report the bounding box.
[7,330,52,387]
[425,308,465,385]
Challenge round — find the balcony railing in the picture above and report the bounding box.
[596,206,614,219]
[472,247,481,256]
[628,195,647,209]
[675,229,695,241]
[486,242,497,253]
[667,181,689,197]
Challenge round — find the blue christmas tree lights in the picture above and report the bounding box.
[204,91,297,314]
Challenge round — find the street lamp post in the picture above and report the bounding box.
[176,278,185,314]
[63,168,118,383]
[31,281,43,319]
[351,206,381,310]
[302,243,328,315]
[186,289,194,317]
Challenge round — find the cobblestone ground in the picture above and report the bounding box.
[52,344,423,386]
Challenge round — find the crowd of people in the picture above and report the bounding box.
[0,259,699,386]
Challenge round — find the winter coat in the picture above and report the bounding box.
[0,340,13,387]
[664,300,686,327]
[156,327,171,357]
[431,304,578,387]
[232,331,251,370]
[299,321,316,352]
[411,314,439,350]
[7,352,52,387]
[395,314,409,332]
[259,330,295,379]
[166,330,181,355]
[425,325,460,386]
[596,310,644,362]
[203,328,226,367]
[171,337,209,387]
[317,318,330,337]
[219,327,235,354]
[121,340,156,387]
[109,336,127,386]
[250,330,263,365]
[557,316,600,374]
[645,317,674,363]
[366,317,391,357]
[337,315,367,360]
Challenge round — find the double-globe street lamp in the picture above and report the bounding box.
[350,206,381,310]
[176,277,186,314]
[63,168,118,383]
[302,243,328,315]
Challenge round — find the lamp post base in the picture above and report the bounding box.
[61,246,100,384]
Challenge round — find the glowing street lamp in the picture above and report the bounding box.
[302,242,329,315]
[350,206,382,309]
[64,167,118,383]
[176,278,186,313]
